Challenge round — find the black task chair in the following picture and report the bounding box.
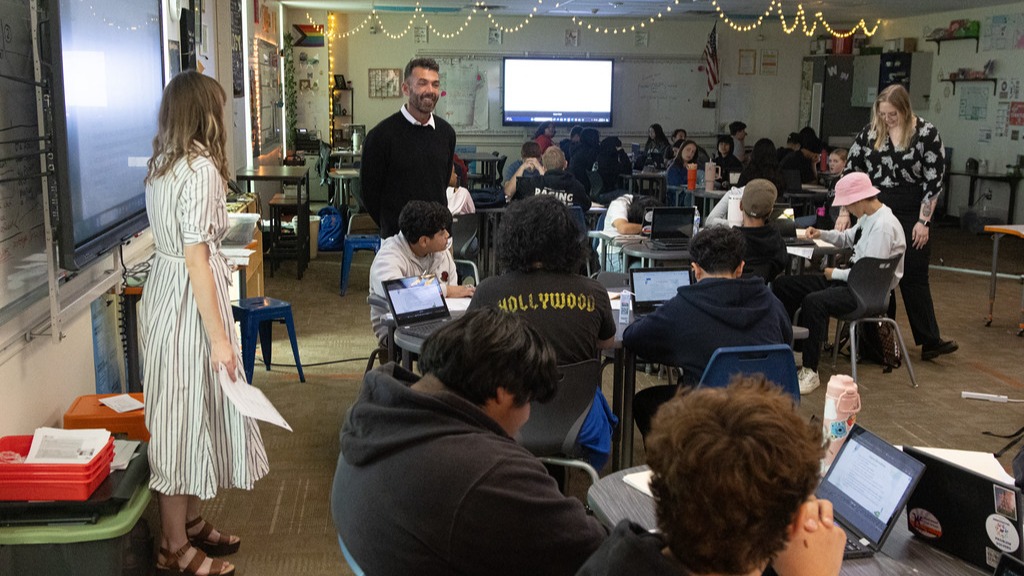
[517,359,603,490]
[830,255,917,388]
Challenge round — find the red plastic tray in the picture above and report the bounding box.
[0,435,114,501]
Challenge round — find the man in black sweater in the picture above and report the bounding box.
[360,57,457,237]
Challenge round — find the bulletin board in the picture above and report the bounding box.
[422,52,719,136]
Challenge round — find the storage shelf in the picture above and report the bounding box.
[925,36,979,54]
[939,78,996,95]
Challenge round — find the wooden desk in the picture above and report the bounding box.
[236,166,310,280]
[588,466,987,576]
[949,171,1023,224]
[984,224,1024,336]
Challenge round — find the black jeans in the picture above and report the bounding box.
[878,187,943,346]
[772,275,857,372]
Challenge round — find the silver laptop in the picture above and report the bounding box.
[629,267,691,316]
[815,425,926,559]
[648,207,695,250]
[381,276,452,340]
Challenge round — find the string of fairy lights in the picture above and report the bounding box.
[305,0,879,40]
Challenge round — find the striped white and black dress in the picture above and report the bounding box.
[139,152,269,498]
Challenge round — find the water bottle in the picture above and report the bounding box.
[693,206,701,234]
[821,374,861,473]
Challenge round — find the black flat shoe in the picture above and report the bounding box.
[921,340,958,361]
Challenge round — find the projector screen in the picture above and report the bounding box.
[502,58,613,126]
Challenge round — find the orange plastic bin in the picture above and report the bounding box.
[63,393,149,441]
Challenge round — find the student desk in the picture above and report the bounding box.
[949,170,1022,224]
[588,466,987,576]
[621,171,668,203]
[328,167,360,211]
[460,152,504,188]
[984,224,1024,336]
[620,241,690,270]
[236,166,310,280]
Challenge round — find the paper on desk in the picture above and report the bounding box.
[99,394,145,413]
[217,366,293,431]
[623,470,654,497]
[111,440,141,471]
[909,446,1015,484]
[786,246,815,260]
[24,427,111,464]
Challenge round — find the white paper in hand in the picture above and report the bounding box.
[99,394,145,413]
[217,366,293,431]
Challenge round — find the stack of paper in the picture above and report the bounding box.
[24,428,110,464]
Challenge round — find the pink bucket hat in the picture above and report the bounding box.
[833,172,880,206]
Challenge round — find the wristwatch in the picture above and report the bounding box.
[917,219,931,228]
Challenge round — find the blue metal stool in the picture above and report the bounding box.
[340,234,380,295]
[231,297,305,384]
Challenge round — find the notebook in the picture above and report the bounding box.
[815,425,926,559]
[648,207,695,250]
[996,553,1024,576]
[903,446,1024,572]
[382,276,452,340]
[629,267,692,315]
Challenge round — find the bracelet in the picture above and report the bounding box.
[917,219,930,228]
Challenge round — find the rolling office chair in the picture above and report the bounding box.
[517,359,604,491]
[699,344,800,404]
[830,255,918,388]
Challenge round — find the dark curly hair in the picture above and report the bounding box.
[398,200,452,244]
[496,195,586,273]
[419,308,558,406]
[737,138,787,192]
[625,195,662,226]
[689,226,745,275]
[646,376,822,574]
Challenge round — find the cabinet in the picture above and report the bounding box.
[851,54,881,107]
[799,55,870,145]
[878,52,933,110]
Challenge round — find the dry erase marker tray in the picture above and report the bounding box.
[0,435,114,501]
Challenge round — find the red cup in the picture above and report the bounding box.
[686,164,698,191]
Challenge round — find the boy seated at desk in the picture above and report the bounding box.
[577,376,846,576]
[733,179,789,283]
[368,201,475,343]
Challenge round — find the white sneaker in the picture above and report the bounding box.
[798,367,821,395]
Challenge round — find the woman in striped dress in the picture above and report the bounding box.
[141,71,268,576]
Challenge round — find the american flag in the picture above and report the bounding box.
[702,22,719,95]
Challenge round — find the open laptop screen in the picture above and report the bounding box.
[816,425,925,546]
[382,277,449,326]
[630,267,691,311]
[649,207,695,241]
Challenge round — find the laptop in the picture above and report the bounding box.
[381,276,452,340]
[815,425,926,559]
[770,217,815,247]
[648,207,696,250]
[996,554,1024,576]
[903,446,1024,571]
[628,267,692,316]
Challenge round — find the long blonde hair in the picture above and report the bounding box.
[870,84,915,151]
[146,71,230,183]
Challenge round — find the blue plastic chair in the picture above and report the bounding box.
[698,344,799,404]
[340,213,381,296]
[231,297,305,384]
[337,534,365,576]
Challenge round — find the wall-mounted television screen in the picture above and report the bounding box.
[502,58,613,126]
[44,0,164,270]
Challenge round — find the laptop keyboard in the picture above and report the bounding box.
[650,240,689,250]
[843,536,873,559]
[401,320,449,339]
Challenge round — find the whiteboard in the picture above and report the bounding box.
[0,0,48,325]
[423,52,718,136]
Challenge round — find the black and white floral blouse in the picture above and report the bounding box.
[843,116,946,203]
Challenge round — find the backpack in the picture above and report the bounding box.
[317,206,344,252]
[857,322,902,373]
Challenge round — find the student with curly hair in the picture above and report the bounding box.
[578,376,846,576]
[469,195,616,467]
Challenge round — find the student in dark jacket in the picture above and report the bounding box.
[712,134,744,185]
[513,147,591,212]
[594,136,632,205]
[576,377,845,576]
[737,137,788,195]
[735,179,789,283]
[332,309,607,576]
[569,127,601,194]
[623,226,792,438]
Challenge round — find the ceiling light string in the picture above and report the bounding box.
[712,0,774,33]
[478,0,541,34]
[372,7,418,40]
[423,7,478,39]
[308,10,374,39]
[815,15,879,37]
[776,2,816,36]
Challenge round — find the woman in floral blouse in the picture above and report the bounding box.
[843,84,958,361]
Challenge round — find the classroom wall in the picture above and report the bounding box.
[882,2,1024,222]
[306,11,811,156]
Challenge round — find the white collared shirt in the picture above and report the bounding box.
[400,104,436,129]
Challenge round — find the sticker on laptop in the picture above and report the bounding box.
[908,508,942,539]
[987,514,1021,552]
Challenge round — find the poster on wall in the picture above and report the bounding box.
[981,13,1024,51]
[435,60,488,131]
[959,85,989,120]
[1009,102,1024,126]
[231,0,243,97]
